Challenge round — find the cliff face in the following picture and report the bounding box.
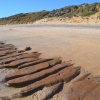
[0,2,100,25]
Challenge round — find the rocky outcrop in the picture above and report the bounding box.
[18,58,53,69]
[32,82,63,100]
[2,57,39,68]
[19,66,80,96]
[18,47,31,53]
[0,52,41,64]
[0,96,11,100]
[57,75,100,100]
[7,62,73,86]
[0,50,16,57]
[5,58,62,81]
[0,42,100,100]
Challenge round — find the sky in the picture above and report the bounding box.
[0,0,100,18]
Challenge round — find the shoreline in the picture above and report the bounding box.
[0,22,100,26]
[0,23,100,99]
[0,23,100,76]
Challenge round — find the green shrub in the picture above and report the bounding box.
[0,2,100,25]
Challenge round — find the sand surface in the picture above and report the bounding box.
[0,23,100,99]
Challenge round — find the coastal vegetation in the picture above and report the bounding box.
[0,2,100,24]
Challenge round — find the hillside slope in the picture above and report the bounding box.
[0,2,100,24]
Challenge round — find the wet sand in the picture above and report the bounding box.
[0,23,100,99]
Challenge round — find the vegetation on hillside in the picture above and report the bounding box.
[0,2,100,24]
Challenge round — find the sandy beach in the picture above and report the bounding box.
[0,23,100,99]
[0,23,100,75]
